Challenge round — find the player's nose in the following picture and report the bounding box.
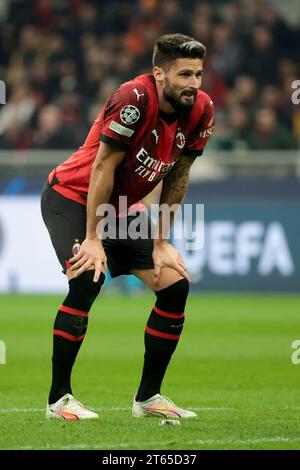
[189,75,201,89]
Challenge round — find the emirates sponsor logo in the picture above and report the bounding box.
[135,147,176,182]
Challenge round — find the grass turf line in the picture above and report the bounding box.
[0,293,300,450]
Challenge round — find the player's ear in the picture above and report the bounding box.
[153,66,165,85]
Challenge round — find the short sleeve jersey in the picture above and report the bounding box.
[49,74,214,211]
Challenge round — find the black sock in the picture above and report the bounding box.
[49,311,88,404]
[48,271,104,404]
[136,279,189,402]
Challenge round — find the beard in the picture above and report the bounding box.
[163,81,196,111]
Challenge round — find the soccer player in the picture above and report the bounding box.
[41,33,214,420]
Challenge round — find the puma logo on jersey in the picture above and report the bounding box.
[133,88,145,101]
[152,129,159,144]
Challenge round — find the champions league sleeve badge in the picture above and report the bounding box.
[120,105,140,125]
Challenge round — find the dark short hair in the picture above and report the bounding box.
[153,33,206,69]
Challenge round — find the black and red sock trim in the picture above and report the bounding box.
[49,271,105,404]
[136,278,189,402]
[53,307,89,342]
[145,304,185,342]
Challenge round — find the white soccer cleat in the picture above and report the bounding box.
[46,393,99,420]
[132,394,197,419]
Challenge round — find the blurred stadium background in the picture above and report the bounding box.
[0,0,299,294]
[0,0,300,451]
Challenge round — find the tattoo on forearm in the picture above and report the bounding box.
[164,155,196,193]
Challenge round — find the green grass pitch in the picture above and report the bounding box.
[0,292,300,450]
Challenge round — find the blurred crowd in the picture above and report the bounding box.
[0,0,299,151]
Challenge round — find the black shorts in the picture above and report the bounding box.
[40,183,154,277]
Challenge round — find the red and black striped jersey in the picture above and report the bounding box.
[48,74,214,211]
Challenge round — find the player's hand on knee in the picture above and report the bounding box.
[152,241,190,284]
[69,238,107,282]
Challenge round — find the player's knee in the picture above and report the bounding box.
[66,270,105,312]
[155,278,189,313]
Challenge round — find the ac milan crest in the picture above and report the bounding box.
[176,132,185,149]
[72,239,81,256]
